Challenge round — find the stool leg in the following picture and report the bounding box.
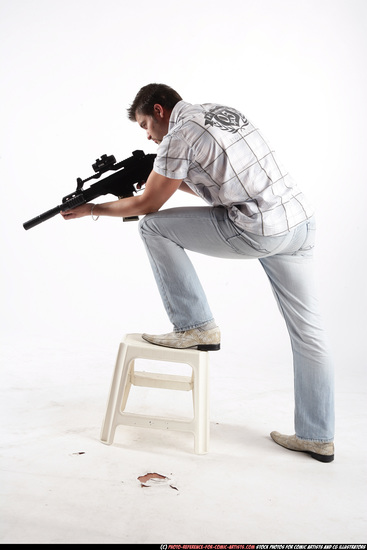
[121,361,134,412]
[192,355,210,454]
[100,342,133,445]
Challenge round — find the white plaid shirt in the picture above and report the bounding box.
[153,101,314,236]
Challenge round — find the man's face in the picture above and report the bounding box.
[135,104,169,145]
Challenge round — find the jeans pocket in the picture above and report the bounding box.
[226,231,286,257]
[293,218,316,257]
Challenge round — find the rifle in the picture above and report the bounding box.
[23,150,156,230]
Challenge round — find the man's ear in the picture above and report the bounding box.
[153,104,164,118]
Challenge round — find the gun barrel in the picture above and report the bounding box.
[23,205,61,230]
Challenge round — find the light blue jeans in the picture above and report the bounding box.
[139,206,334,442]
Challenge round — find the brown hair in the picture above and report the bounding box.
[127,83,182,121]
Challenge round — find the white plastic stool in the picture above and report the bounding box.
[100,333,210,454]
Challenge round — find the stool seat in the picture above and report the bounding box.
[100,333,211,454]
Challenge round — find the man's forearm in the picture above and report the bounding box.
[90,195,154,218]
[61,171,183,221]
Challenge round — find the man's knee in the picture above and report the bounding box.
[138,212,159,238]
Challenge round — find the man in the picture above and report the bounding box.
[62,83,335,462]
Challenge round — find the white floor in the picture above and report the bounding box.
[1,327,366,545]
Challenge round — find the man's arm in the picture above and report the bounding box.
[61,170,183,220]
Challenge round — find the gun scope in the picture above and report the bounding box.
[92,154,116,173]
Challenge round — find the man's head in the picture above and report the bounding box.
[128,83,182,144]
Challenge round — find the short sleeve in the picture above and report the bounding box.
[153,133,192,180]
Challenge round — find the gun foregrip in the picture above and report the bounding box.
[61,194,86,210]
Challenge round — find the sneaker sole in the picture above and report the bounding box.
[309,451,334,463]
[279,446,334,463]
[196,343,220,351]
[143,339,220,351]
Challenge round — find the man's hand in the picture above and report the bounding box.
[61,203,94,220]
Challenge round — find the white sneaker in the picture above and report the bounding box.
[142,327,221,351]
[270,431,334,462]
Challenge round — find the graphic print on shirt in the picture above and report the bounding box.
[204,106,249,134]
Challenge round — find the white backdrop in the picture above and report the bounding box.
[1,0,366,374]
